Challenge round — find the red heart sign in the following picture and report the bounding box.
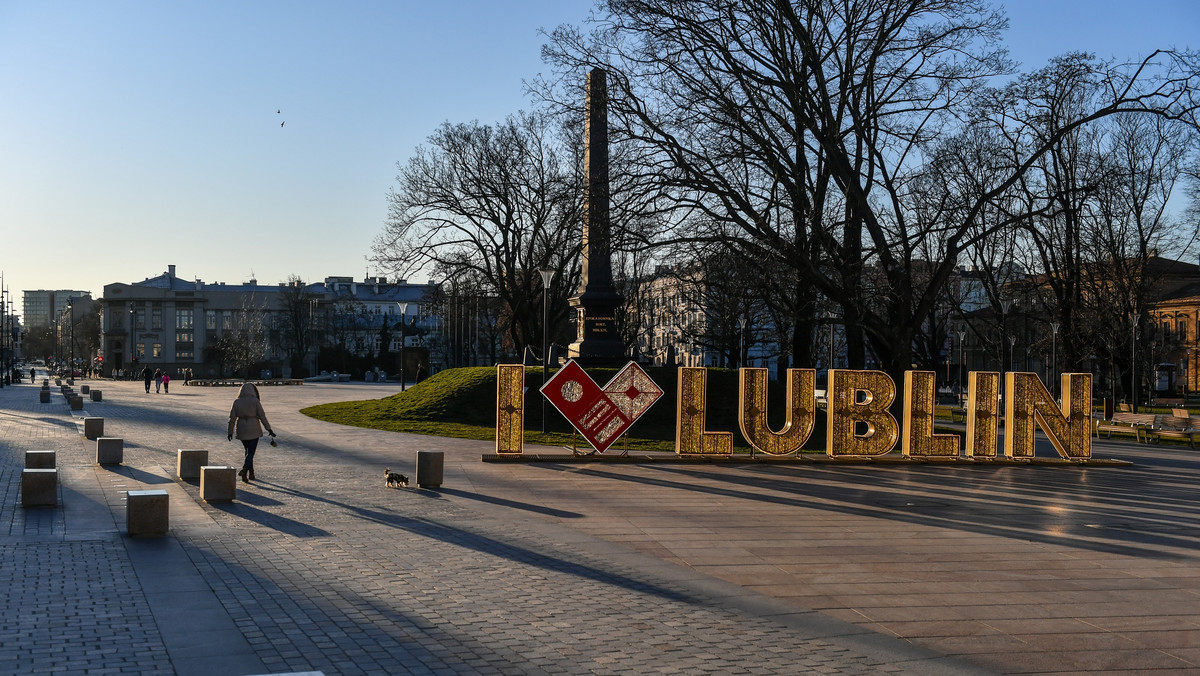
[541,361,663,452]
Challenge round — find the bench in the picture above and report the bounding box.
[126,490,169,536]
[96,437,124,465]
[1147,415,1200,448]
[950,408,967,423]
[176,449,209,480]
[82,416,104,440]
[1094,413,1157,442]
[200,466,237,502]
[25,450,55,469]
[21,469,57,507]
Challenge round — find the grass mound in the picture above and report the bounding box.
[301,365,825,452]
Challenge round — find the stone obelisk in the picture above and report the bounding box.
[568,68,627,366]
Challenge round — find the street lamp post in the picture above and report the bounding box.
[67,299,74,384]
[957,326,967,406]
[396,302,408,391]
[1050,321,1061,398]
[1131,313,1140,412]
[538,268,555,434]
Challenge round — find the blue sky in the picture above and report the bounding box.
[1,1,1196,313]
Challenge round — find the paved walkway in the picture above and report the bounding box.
[0,375,1196,675]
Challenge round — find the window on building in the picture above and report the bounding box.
[222,311,233,330]
[176,308,193,329]
[206,310,217,330]
[1178,319,1188,341]
[135,343,146,359]
[135,309,146,329]
[151,307,163,330]
[152,343,162,358]
[1163,321,1172,339]
[175,331,193,343]
[176,348,194,360]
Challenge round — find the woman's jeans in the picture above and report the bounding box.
[240,437,259,471]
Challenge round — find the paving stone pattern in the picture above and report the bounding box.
[0,379,980,675]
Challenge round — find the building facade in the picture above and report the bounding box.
[100,266,436,379]
[23,289,92,330]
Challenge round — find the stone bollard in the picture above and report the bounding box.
[69,396,84,411]
[39,390,50,403]
[80,384,90,394]
[416,450,444,489]
[126,490,169,536]
[96,437,124,465]
[25,450,56,469]
[176,449,209,480]
[21,469,57,507]
[83,417,104,440]
[199,466,237,502]
[90,389,102,402]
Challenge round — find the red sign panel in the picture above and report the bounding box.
[541,360,662,453]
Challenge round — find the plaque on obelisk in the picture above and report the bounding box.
[568,68,627,365]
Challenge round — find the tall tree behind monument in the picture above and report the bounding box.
[568,68,627,365]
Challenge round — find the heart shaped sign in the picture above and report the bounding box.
[541,360,663,452]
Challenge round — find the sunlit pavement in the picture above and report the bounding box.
[1,376,1196,675]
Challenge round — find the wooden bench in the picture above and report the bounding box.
[1094,413,1157,442]
[1147,415,1200,448]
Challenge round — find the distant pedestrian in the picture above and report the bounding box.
[227,382,275,483]
[184,368,192,385]
[30,367,35,382]
[162,372,170,393]
[141,366,152,393]
[154,368,163,393]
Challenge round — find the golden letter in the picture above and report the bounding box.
[902,371,959,457]
[676,367,733,456]
[965,371,999,458]
[1005,372,1093,459]
[495,364,525,454]
[827,370,898,457]
[739,368,815,456]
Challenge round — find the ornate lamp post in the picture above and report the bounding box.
[396,301,408,391]
[538,268,555,433]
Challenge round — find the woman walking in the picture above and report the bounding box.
[227,383,275,483]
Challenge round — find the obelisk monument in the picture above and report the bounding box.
[568,68,627,365]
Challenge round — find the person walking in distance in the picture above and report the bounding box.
[162,371,170,394]
[227,382,275,483]
[141,365,152,393]
[154,368,163,393]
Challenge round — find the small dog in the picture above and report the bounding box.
[385,468,409,488]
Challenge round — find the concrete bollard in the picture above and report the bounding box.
[96,437,124,465]
[200,466,237,502]
[21,469,57,507]
[83,417,104,439]
[39,390,50,403]
[90,389,102,402]
[80,384,90,394]
[176,449,209,480]
[416,450,444,489]
[69,396,84,411]
[126,490,169,536]
[25,450,56,469]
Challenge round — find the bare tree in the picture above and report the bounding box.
[373,111,583,356]
[538,0,1200,391]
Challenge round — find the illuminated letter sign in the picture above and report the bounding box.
[541,360,663,453]
[827,370,899,457]
[496,365,1095,460]
[739,368,815,455]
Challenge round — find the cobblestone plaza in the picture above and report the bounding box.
[1,377,1196,674]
